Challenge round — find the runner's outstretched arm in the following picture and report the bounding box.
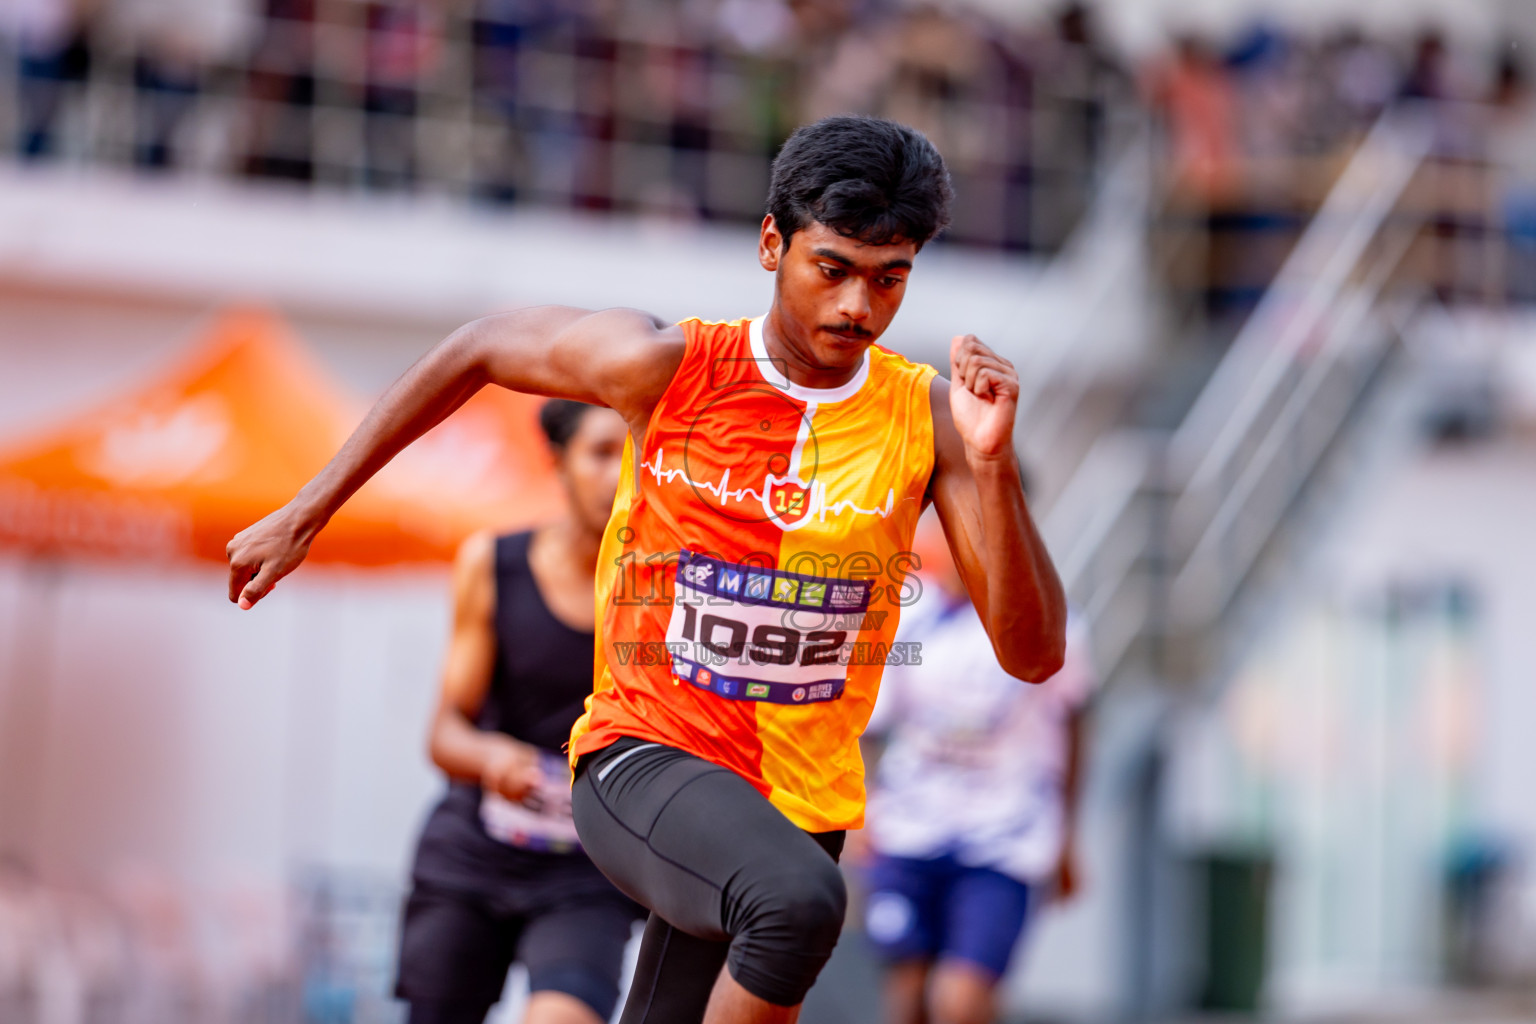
[927,334,1067,682]
[226,307,684,609]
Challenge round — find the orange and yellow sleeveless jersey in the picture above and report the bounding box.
[568,315,938,831]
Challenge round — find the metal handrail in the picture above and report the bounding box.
[1048,104,1436,686]
[1041,429,1154,679]
[1164,111,1432,635]
[1169,231,1420,629]
[1171,107,1432,489]
[1047,432,1149,592]
[1013,125,1150,444]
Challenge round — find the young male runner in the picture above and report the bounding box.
[396,401,643,1024]
[226,115,1067,1024]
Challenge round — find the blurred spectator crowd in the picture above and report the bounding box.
[1142,22,1536,311]
[7,2,1536,280]
[0,0,1130,253]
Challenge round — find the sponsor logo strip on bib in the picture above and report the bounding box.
[675,550,872,613]
[672,656,845,705]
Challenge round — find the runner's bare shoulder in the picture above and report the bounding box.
[475,306,685,422]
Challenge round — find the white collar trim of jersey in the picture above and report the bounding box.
[748,315,871,404]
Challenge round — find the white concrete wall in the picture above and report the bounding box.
[0,556,448,888]
[1327,438,1536,879]
[1160,358,1536,1012]
[0,166,1087,378]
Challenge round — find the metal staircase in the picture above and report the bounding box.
[1041,106,1437,694]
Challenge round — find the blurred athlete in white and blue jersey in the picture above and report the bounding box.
[859,510,1093,1024]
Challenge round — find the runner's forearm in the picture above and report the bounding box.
[285,322,499,532]
[968,445,1066,681]
[429,704,525,784]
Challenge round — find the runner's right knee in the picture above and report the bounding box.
[724,852,848,1006]
[572,742,850,1010]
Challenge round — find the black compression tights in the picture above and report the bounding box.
[571,739,846,1023]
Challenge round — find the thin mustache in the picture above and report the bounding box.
[822,323,873,338]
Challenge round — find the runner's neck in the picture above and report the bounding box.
[754,312,872,400]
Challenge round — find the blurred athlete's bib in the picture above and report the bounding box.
[479,750,581,853]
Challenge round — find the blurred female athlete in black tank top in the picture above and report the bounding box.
[395,400,641,1024]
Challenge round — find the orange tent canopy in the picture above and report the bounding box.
[0,309,564,566]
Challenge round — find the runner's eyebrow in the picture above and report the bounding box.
[812,248,855,267]
[811,248,912,273]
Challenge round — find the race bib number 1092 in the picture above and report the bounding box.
[665,550,873,706]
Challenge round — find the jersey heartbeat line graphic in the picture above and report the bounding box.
[641,447,896,529]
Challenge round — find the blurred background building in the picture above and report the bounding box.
[2,1,1536,1022]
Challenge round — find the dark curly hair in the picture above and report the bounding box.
[766,116,953,250]
[538,399,596,450]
